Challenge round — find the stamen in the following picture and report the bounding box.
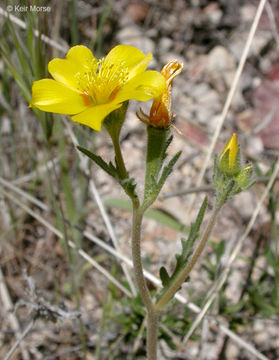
[76,57,129,105]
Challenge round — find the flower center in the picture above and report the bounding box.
[76,58,129,105]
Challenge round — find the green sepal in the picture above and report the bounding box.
[235,165,253,188]
[103,101,129,141]
[158,197,208,299]
[218,147,241,176]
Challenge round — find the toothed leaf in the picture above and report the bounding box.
[158,197,208,298]
[77,146,118,178]
[160,266,170,287]
[156,151,182,192]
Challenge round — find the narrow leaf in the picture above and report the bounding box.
[77,145,117,178]
[160,267,170,287]
[158,197,208,297]
[157,151,182,192]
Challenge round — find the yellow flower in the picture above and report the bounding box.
[30,45,166,131]
[136,60,183,127]
[218,133,240,175]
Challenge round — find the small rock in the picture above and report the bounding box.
[126,1,150,23]
[254,319,269,347]
[240,4,257,22]
[198,88,220,108]
[158,37,173,53]
[191,83,211,100]
[204,3,223,25]
[246,136,264,156]
[233,191,256,221]
[226,342,240,359]
[207,46,236,74]
[250,31,272,57]
[117,25,155,55]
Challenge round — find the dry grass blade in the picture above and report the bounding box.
[0,177,48,211]
[12,156,60,186]
[217,322,269,360]
[182,157,279,359]
[0,187,132,298]
[0,6,68,52]
[0,267,30,360]
[3,320,34,360]
[185,0,267,215]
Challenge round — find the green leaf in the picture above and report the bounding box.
[77,145,118,179]
[144,126,170,199]
[159,197,207,295]
[162,135,173,161]
[160,267,171,287]
[215,239,225,263]
[77,145,138,199]
[156,151,182,194]
[120,177,138,200]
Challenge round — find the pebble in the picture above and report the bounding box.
[207,46,236,74]
[117,25,155,55]
[158,37,173,53]
[226,342,240,359]
[246,136,264,156]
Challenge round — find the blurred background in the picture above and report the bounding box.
[0,0,279,359]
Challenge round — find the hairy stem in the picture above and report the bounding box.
[155,204,221,311]
[131,203,158,359]
[111,135,128,180]
[147,311,159,360]
[132,205,154,312]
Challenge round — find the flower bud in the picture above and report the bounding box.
[218,134,240,176]
[213,133,254,206]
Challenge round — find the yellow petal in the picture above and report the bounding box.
[104,45,152,80]
[66,45,96,70]
[221,133,238,169]
[31,79,86,114]
[47,46,97,90]
[114,71,166,103]
[71,103,122,131]
[48,58,80,90]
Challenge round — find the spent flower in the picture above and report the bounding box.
[30,45,166,130]
[136,60,183,128]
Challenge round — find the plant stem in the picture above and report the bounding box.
[155,204,221,311]
[147,311,159,360]
[111,135,128,180]
[131,205,154,312]
[131,202,158,359]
